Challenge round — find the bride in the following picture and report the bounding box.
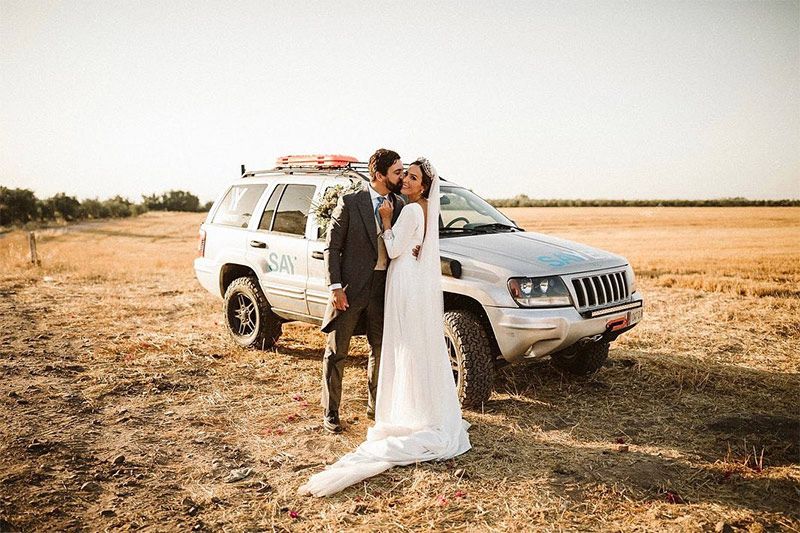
[298,158,471,497]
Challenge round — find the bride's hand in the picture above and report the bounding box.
[378,198,393,224]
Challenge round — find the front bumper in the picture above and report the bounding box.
[484,291,644,362]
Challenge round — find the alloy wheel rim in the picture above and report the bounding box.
[231,292,256,337]
[444,334,460,385]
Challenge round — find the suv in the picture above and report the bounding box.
[194,155,644,407]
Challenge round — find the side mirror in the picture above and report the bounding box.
[440,258,462,278]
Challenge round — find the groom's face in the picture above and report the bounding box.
[381,160,405,195]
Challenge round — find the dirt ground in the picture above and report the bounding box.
[0,208,798,532]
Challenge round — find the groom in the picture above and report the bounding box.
[320,148,406,433]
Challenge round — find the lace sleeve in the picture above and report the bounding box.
[381,203,422,259]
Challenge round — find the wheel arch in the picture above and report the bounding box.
[220,263,259,297]
[443,292,502,362]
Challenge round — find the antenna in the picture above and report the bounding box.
[241,164,246,176]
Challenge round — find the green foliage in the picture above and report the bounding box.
[310,180,363,236]
[487,196,800,208]
[0,187,191,229]
[0,187,38,226]
[44,193,82,221]
[142,190,203,212]
[80,196,143,219]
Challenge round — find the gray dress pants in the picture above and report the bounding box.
[321,269,386,416]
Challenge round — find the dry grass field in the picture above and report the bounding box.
[0,207,798,532]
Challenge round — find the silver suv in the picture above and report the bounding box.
[194,156,644,407]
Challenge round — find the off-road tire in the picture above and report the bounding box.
[444,310,494,409]
[223,276,282,349]
[550,341,609,375]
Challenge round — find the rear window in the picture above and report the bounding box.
[211,184,268,228]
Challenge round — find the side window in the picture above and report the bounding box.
[257,184,284,231]
[272,184,316,236]
[211,184,268,228]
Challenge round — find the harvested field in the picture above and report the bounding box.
[0,208,798,532]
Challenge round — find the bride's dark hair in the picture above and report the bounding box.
[411,160,433,199]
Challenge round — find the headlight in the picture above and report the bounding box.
[628,268,637,293]
[508,276,572,307]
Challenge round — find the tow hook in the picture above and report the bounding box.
[606,316,629,332]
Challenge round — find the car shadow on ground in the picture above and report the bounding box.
[456,414,799,518]
[274,342,374,370]
[476,350,799,516]
[491,350,799,465]
[273,336,799,470]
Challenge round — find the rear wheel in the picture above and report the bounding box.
[550,341,609,375]
[444,310,494,408]
[223,276,282,349]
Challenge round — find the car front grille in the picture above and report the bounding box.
[571,271,629,310]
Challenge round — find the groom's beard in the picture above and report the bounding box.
[386,179,403,195]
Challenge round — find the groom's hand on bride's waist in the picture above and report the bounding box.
[331,287,349,311]
[412,245,421,260]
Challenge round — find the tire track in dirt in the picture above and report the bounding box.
[0,278,236,530]
[0,278,288,531]
[0,278,110,530]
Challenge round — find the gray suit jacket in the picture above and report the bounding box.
[321,187,405,333]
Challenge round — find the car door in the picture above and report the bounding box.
[305,180,336,320]
[248,182,316,317]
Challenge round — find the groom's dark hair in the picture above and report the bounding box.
[368,149,400,179]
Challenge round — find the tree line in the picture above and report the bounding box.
[487,194,800,208]
[0,188,213,227]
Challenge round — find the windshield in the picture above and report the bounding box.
[438,185,516,232]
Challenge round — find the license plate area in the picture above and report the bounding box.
[628,306,643,325]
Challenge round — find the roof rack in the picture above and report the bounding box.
[239,154,371,180]
[275,154,358,169]
[241,154,447,182]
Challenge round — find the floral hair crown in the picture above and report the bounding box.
[415,157,437,180]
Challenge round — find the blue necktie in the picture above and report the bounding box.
[374,197,385,231]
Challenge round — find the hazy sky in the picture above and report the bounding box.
[1,0,798,202]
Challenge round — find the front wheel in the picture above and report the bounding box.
[444,310,494,408]
[550,341,609,375]
[223,276,282,349]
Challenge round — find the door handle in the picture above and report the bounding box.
[249,240,267,249]
[311,251,324,260]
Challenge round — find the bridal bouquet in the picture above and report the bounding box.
[312,179,363,236]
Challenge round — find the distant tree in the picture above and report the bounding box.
[202,200,214,211]
[103,195,134,217]
[80,198,110,219]
[0,187,156,227]
[142,193,162,211]
[162,190,200,211]
[37,198,56,221]
[143,190,200,211]
[45,193,82,221]
[0,187,38,225]
[486,196,800,208]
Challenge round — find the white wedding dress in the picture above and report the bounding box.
[298,167,471,497]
